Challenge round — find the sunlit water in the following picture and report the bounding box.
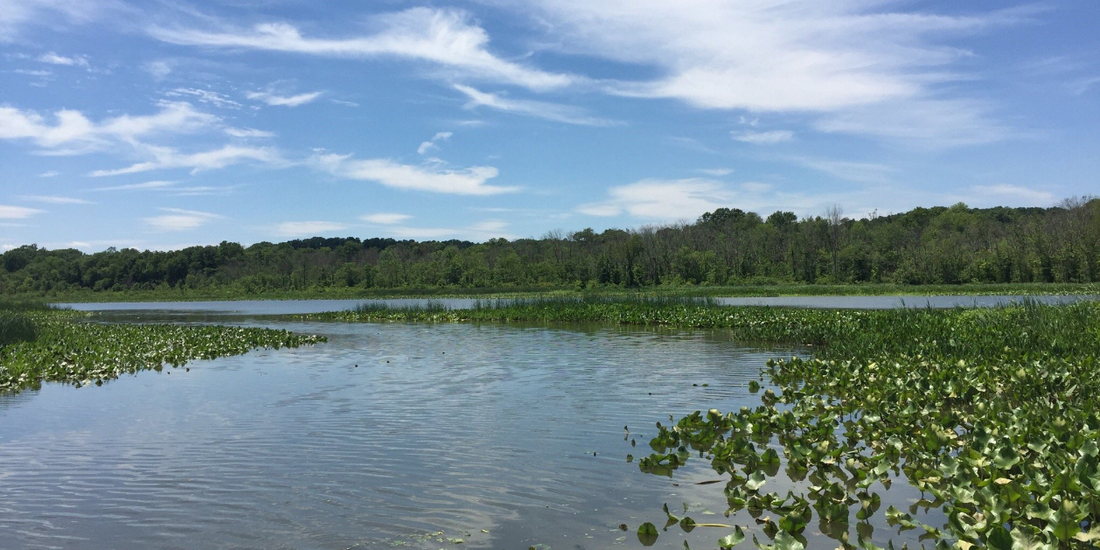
[1,311,841,550]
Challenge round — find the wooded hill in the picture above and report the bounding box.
[3,199,1098,295]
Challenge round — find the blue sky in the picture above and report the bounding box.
[1,0,1098,251]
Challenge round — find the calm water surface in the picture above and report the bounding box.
[59,293,1098,316]
[1,313,819,550]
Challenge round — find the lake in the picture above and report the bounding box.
[2,297,1033,549]
[1,309,814,550]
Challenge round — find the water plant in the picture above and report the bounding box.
[0,310,325,393]
[634,302,1100,549]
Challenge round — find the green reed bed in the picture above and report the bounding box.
[0,309,325,393]
[306,297,1100,549]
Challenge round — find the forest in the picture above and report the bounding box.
[2,198,1098,296]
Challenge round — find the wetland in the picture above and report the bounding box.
[3,296,1100,549]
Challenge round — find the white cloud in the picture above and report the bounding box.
[361,213,412,225]
[14,68,52,77]
[312,153,515,196]
[0,101,218,153]
[151,8,571,91]
[144,208,223,231]
[518,0,1025,144]
[246,90,323,107]
[144,60,173,80]
[795,158,897,184]
[37,52,89,68]
[0,204,44,219]
[272,221,350,237]
[696,168,733,177]
[38,170,59,177]
[732,130,794,145]
[225,127,276,138]
[970,184,1056,205]
[0,0,109,42]
[814,98,1010,147]
[89,144,282,176]
[19,195,91,204]
[417,131,453,155]
[94,180,177,191]
[454,84,616,126]
[577,178,735,221]
[166,88,241,109]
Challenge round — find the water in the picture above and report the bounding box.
[1,313,812,550]
[57,293,1099,316]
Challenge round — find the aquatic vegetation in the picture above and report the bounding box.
[635,302,1100,549]
[306,297,1100,549]
[0,311,38,348]
[0,311,325,393]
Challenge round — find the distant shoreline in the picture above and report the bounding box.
[29,281,1100,304]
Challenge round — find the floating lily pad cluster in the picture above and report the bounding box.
[636,301,1100,549]
[0,311,326,393]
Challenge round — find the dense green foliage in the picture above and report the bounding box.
[306,298,1100,549]
[0,311,37,347]
[3,200,1098,297]
[0,310,325,393]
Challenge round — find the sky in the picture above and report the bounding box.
[1,0,1098,252]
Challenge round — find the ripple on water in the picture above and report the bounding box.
[0,322,800,550]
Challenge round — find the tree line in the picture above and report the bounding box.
[2,198,1098,295]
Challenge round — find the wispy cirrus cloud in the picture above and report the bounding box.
[88,144,282,176]
[272,221,350,237]
[418,131,452,155]
[246,90,323,107]
[19,195,91,204]
[361,213,412,225]
[150,7,572,91]
[144,208,224,231]
[454,84,617,126]
[37,52,89,68]
[794,158,897,184]
[520,0,1030,145]
[0,101,217,153]
[0,204,44,219]
[732,130,794,145]
[92,180,238,196]
[0,0,113,42]
[166,88,241,109]
[224,127,275,138]
[311,153,516,195]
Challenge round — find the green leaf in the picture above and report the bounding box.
[680,516,696,532]
[774,530,805,550]
[719,526,745,549]
[986,525,1012,550]
[637,523,659,546]
[746,470,767,491]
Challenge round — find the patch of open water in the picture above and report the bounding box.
[1,317,822,550]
